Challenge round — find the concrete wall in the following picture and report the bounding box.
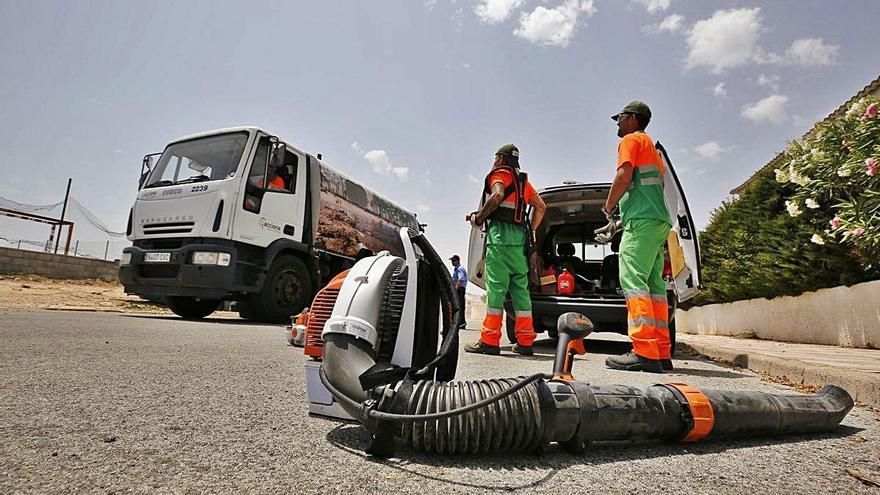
[0,247,119,280]
[677,280,880,349]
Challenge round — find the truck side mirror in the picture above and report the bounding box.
[143,155,155,171]
[269,142,286,170]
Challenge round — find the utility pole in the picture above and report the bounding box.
[54,178,72,254]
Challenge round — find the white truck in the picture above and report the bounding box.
[120,127,421,322]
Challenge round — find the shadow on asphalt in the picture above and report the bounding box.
[489,338,750,380]
[118,313,277,327]
[325,423,863,492]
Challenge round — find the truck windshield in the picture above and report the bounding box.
[144,132,249,188]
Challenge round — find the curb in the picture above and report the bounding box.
[677,339,880,408]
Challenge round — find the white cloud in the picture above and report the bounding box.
[467,174,481,184]
[784,38,839,67]
[514,0,596,47]
[757,73,780,92]
[741,94,789,124]
[475,0,525,24]
[685,8,764,74]
[658,13,684,32]
[351,142,409,181]
[684,9,839,74]
[643,13,684,34]
[632,0,670,13]
[424,0,437,11]
[693,141,730,161]
[711,82,727,98]
[416,204,431,213]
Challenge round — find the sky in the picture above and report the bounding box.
[1,0,878,265]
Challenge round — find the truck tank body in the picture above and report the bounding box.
[315,163,419,258]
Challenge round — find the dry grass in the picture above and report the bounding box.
[0,275,167,313]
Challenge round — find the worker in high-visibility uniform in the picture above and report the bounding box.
[598,101,672,373]
[466,144,546,356]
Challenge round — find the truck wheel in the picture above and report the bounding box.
[253,255,312,323]
[166,297,220,320]
[236,302,257,320]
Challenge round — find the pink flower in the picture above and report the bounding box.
[830,217,841,229]
[852,227,865,237]
[867,157,879,176]
[862,103,878,120]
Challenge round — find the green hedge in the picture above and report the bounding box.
[687,166,877,308]
[689,95,880,307]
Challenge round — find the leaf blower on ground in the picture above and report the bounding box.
[303,228,853,457]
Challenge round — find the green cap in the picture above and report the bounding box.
[612,100,652,121]
[495,144,519,158]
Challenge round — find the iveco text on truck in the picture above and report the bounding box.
[120,127,420,322]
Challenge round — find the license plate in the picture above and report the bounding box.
[144,252,171,263]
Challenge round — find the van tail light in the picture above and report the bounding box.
[663,259,672,278]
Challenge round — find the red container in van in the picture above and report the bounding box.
[557,269,575,295]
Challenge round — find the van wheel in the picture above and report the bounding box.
[253,255,312,323]
[166,297,220,320]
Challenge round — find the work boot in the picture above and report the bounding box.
[661,359,674,371]
[464,340,500,355]
[512,344,534,356]
[605,352,662,373]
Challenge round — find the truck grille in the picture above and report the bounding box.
[143,222,195,235]
[304,270,349,359]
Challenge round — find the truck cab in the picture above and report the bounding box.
[120,127,418,322]
[467,142,701,348]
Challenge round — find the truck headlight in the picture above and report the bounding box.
[121,252,132,265]
[192,251,231,266]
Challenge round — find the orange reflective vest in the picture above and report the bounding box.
[482,166,529,226]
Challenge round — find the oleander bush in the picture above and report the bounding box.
[688,95,879,307]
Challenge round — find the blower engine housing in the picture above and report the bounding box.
[304,228,457,419]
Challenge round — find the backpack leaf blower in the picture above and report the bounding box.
[309,228,853,457]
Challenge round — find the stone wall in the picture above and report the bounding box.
[0,247,119,280]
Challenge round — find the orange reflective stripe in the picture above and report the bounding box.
[481,312,503,346]
[514,315,536,346]
[667,383,714,442]
[482,313,502,329]
[627,295,662,360]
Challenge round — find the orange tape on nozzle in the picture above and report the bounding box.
[667,382,715,442]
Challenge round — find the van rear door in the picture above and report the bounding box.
[657,142,702,302]
[467,220,487,290]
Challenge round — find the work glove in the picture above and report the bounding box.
[467,212,482,228]
[594,206,620,244]
[594,220,621,244]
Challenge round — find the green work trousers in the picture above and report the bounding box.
[481,244,536,346]
[619,218,672,360]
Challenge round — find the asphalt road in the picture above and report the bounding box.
[1,310,878,494]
